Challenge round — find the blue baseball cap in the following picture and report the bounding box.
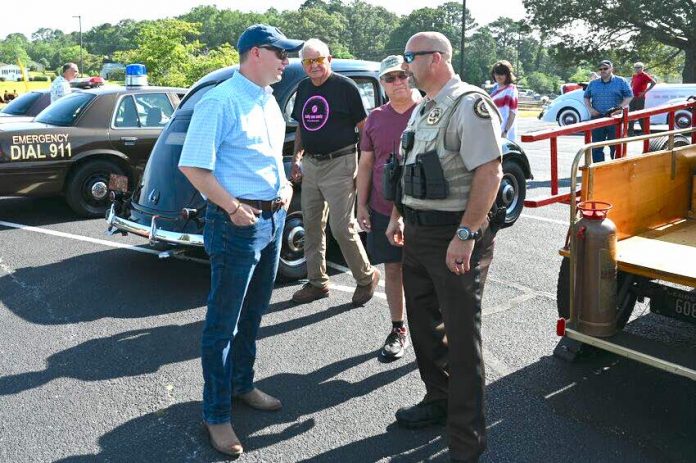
[237,24,304,55]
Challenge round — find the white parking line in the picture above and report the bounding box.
[0,219,385,298]
[0,220,160,255]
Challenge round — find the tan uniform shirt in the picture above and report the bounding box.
[401,78,502,211]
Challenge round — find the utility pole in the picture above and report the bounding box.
[73,15,82,75]
[460,0,466,77]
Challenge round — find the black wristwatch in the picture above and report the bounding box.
[456,226,479,241]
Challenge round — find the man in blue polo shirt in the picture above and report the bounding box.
[179,24,302,458]
[584,59,633,162]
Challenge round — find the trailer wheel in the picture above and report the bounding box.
[648,135,690,152]
[556,257,638,329]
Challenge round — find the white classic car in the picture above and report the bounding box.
[540,83,696,128]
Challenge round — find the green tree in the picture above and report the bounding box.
[278,7,352,58]
[524,0,696,82]
[83,20,140,58]
[114,19,202,87]
[186,43,239,84]
[523,71,561,94]
[0,34,31,68]
[385,3,476,72]
[114,19,237,87]
[462,28,496,86]
[341,0,399,60]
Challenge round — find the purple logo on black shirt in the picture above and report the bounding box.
[301,95,330,131]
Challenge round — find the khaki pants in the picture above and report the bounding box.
[301,151,373,287]
[402,219,495,460]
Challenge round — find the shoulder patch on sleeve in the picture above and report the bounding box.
[473,96,491,119]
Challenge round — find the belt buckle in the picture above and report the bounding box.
[271,197,282,211]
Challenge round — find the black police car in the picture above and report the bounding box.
[107,59,532,281]
[0,73,186,217]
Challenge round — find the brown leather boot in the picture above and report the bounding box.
[292,282,329,304]
[235,388,282,411]
[204,422,243,458]
[352,268,381,306]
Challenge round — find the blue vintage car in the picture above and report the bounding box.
[107,59,532,280]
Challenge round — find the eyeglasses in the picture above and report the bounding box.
[598,67,610,71]
[301,56,327,66]
[381,72,408,83]
[403,50,443,63]
[259,46,288,61]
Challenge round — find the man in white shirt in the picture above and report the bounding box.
[50,63,78,103]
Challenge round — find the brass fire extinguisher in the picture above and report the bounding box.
[573,201,618,337]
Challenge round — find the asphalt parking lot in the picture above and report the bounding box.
[1,118,694,463]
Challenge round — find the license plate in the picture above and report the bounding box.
[109,174,129,193]
[650,286,696,325]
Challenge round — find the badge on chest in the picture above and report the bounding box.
[426,107,443,125]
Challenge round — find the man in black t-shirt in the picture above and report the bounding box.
[290,38,380,306]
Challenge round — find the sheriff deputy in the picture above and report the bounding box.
[385,31,503,463]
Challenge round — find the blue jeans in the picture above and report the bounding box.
[591,124,618,163]
[201,203,285,424]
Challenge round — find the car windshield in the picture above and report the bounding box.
[35,92,95,126]
[1,92,41,115]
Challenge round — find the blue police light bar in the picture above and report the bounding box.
[125,64,147,86]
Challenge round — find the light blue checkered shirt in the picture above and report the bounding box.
[179,71,286,200]
[584,75,633,114]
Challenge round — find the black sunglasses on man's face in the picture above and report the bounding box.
[259,46,288,61]
[403,50,443,64]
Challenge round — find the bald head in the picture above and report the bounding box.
[403,31,455,96]
[407,32,452,62]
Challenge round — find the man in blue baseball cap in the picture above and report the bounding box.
[179,23,302,458]
[237,24,304,55]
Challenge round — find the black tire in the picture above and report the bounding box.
[648,134,690,152]
[65,159,126,218]
[278,211,307,281]
[498,160,526,228]
[556,257,637,329]
[557,107,581,126]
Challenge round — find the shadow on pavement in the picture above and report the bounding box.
[37,346,695,462]
[0,196,84,227]
[53,351,419,462]
[0,299,357,396]
[0,248,210,324]
[0,322,203,396]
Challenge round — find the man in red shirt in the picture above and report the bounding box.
[629,61,657,135]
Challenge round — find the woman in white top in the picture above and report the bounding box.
[489,60,519,141]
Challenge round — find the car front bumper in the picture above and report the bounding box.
[106,204,204,247]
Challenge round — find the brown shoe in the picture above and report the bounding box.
[292,282,329,304]
[352,268,381,306]
[204,422,243,458]
[235,388,282,411]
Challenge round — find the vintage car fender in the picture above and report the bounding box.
[541,89,590,126]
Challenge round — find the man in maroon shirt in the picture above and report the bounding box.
[629,61,657,135]
[357,55,421,360]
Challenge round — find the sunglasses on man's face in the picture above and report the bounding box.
[259,46,288,61]
[382,72,408,84]
[403,50,442,64]
[598,67,610,71]
[302,56,327,66]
